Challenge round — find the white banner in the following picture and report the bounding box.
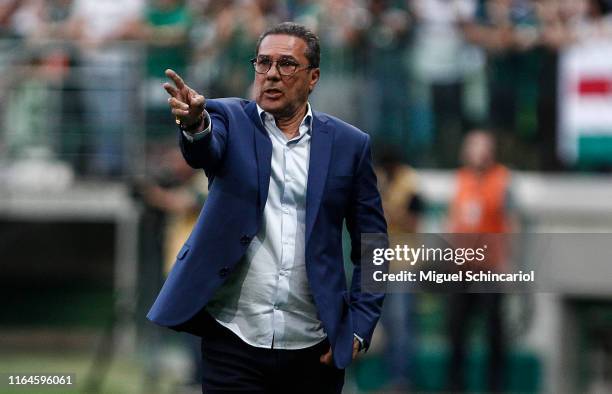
[558,39,612,165]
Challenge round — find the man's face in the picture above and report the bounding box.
[253,34,320,118]
[462,132,495,170]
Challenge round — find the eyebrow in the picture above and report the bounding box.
[257,55,299,62]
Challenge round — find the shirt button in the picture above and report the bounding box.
[218,267,230,277]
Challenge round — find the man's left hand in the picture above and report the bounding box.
[319,338,361,366]
[352,337,361,360]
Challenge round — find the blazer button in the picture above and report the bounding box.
[218,267,230,277]
[240,235,252,245]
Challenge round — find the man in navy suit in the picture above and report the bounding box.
[148,22,387,393]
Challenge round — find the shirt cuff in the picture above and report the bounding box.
[353,333,365,352]
[182,109,211,142]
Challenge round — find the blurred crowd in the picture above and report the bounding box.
[1,0,612,180]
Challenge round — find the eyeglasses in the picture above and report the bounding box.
[250,56,314,76]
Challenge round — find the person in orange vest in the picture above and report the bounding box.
[446,130,518,392]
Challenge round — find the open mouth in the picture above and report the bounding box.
[263,88,283,98]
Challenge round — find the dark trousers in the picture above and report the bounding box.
[198,311,345,394]
[448,293,505,392]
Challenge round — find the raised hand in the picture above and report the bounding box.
[163,69,206,130]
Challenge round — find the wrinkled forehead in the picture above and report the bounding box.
[257,34,309,62]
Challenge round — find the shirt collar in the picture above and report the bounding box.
[256,102,313,137]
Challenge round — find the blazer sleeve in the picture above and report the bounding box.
[345,133,388,350]
[179,103,229,173]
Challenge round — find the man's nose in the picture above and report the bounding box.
[265,63,281,80]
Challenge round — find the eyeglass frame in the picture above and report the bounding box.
[250,55,316,76]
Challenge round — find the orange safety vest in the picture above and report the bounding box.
[448,164,511,270]
[449,164,510,233]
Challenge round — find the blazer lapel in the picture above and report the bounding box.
[306,112,332,245]
[246,101,272,216]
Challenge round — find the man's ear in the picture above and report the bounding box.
[309,68,320,93]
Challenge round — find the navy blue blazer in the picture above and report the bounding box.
[147,98,387,369]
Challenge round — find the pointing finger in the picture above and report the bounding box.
[165,69,186,90]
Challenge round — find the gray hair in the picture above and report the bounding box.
[255,22,320,68]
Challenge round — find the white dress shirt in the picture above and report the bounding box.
[202,103,327,349]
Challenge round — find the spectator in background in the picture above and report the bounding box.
[188,0,234,97]
[376,145,423,235]
[1,0,71,39]
[461,0,542,168]
[409,0,483,167]
[375,145,424,391]
[133,0,192,145]
[140,148,208,275]
[358,0,411,153]
[289,0,320,28]
[446,130,518,392]
[0,0,73,165]
[65,0,144,177]
[137,146,208,391]
[576,0,612,38]
[2,51,64,159]
[0,0,73,40]
[303,0,367,126]
[538,0,612,47]
[190,0,286,99]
